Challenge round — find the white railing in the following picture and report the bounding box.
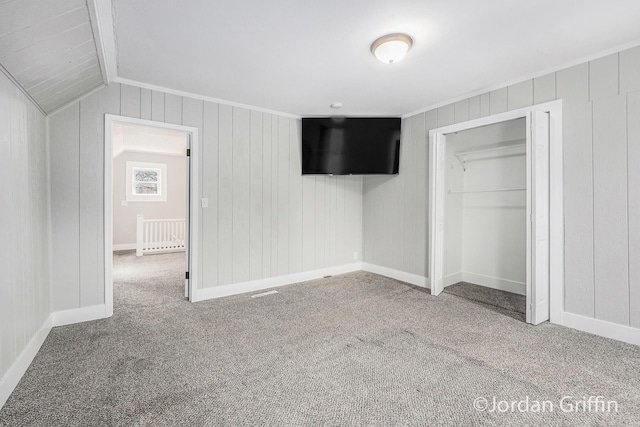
[136,214,186,256]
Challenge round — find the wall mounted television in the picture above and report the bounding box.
[301,117,401,175]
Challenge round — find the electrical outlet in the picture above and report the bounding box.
[353,251,358,260]
[201,198,209,208]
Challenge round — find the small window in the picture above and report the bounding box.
[126,161,167,202]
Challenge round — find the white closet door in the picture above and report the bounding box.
[526,110,550,324]
[429,133,446,296]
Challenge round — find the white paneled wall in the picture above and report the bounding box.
[363,45,640,330]
[0,72,50,380]
[49,83,363,311]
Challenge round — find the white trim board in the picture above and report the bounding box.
[561,312,640,347]
[402,38,640,119]
[0,316,52,409]
[114,77,302,120]
[361,263,429,289]
[193,263,364,302]
[113,243,136,251]
[442,272,525,296]
[51,305,108,327]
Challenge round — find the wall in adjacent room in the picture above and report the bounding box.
[0,72,50,398]
[112,151,186,247]
[363,45,640,330]
[49,83,363,311]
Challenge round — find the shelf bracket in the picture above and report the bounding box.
[454,153,466,171]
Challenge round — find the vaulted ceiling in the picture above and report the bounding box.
[2,0,640,116]
[0,0,105,113]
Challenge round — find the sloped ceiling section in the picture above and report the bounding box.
[0,0,105,114]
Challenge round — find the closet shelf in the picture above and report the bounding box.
[454,139,525,171]
[448,188,526,194]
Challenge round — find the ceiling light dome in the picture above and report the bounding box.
[371,33,413,64]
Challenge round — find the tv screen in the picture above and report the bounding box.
[301,117,401,175]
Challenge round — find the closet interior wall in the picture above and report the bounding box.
[443,118,527,295]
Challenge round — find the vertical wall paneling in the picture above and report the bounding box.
[628,91,640,328]
[507,79,533,110]
[261,114,273,278]
[0,72,49,382]
[202,101,219,287]
[413,113,427,276]
[79,93,100,306]
[217,105,233,285]
[140,88,152,120]
[489,87,508,114]
[423,109,438,277]
[270,115,279,275]
[620,46,640,94]
[592,95,629,325]
[164,93,183,125]
[96,84,121,302]
[277,117,290,275]
[533,73,556,104]
[454,99,469,124]
[480,93,491,117]
[469,95,481,120]
[327,177,337,267]
[314,177,326,268]
[335,177,345,264]
[288,120,303,273]
[556,62,594,316]
[50,103,80,310]
[557,64,589,102]
[589,54,619,101]
[249,110,263,281]
[561,101,595,316]
[437,104,454,127]
[402,115,416,273]
[232,107,251,283]
[120,84,141,118]
[302,175,315,271]
[151,90,165,122]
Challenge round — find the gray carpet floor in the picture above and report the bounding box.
[1,252,639,426]
[444,282,526,322]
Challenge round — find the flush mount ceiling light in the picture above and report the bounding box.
[371,33,413,64]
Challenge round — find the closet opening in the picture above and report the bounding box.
[444,118,528,319]
[429,103,563,325]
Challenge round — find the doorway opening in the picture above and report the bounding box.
[104,115,200,317]
[428,102,563,325]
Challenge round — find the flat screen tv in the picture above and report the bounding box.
[301,117,401,175]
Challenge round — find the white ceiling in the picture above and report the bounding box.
[112,122,187,158]
[113,0,640,117]
[0,0,104,113]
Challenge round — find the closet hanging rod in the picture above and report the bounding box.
[448,188,526,194]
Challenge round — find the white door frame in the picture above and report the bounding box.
[428,100,563,324]
[104,114,200,316]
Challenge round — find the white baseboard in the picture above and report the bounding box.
[361,263,429,288]
[193,263,364,301]
[113,243,136,251]
[51,304,108,327]
[459,272,525,296]
[443,272,463,287]
[561,312,640,347]
[0,315,52,409]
